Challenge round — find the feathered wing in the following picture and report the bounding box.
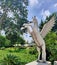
[40,16,55,38]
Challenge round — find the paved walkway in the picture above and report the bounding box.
[26,61,38,65]
[25,61,51,65]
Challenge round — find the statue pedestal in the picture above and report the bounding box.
[54,61,57,65]
[26,61,51,65]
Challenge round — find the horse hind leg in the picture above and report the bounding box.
[37,47,41,62]
[42,44,46,62]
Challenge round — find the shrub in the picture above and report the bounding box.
[28,47,37,55]
[0,35,11,47]
[1,54,21,65]
[0,35,6,47]
[0,47,5,50]
[5,39,11,47]
[45,32,57,64]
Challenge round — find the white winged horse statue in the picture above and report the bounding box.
[21,16,55,62]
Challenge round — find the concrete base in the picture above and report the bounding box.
[54,61,57,65]
[26,61,51,65]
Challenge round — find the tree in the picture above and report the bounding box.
[0,35,11,47]
[52,12,57,32]
[0,35,6,47]
[39,16,50,31]
[39,13,57,32]
[0,0,28,45]
[17,36,25,45]
[5,39,11,47]
[6,32,25,46]
[39,19,44,31]
[45,32,57,64]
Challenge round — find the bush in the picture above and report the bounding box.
[1,54,21,65]
[0,35,11,47]
[0,47,5,50]
[0,35,6,47]
[28,47,37,55]
[5,39,11,47]
[45,32,57,64]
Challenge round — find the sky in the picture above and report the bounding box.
[28,0,57,24]
[23,0,57,43]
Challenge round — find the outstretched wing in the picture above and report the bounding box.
[40,16,55,38]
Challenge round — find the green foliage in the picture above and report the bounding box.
[28,47,37,55]
[0,34,25,47]
[0,35,6,47]
[0,35,11,47]
[0,0,28,45]
[0,47,37,65]
[1,54,21,65]
[5,39,11,47]
[17,36,25,45]
[39,19,44,31]
[45,32,57,63]
[6,32,25,46]
[0,47,5,50]
[6,32,19,46]
[52,12,57,32]
[0,0,28,32]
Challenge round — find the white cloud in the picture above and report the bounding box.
[1,30,5,36]
[41,9,51,20]
[23,32,33,43]
[54,3,57,7]
[7,10,14,18]
[29,0,39,7]
[0,6,3,13]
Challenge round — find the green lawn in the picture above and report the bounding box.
[0,47,37,65]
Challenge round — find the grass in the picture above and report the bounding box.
[0,47,37,65]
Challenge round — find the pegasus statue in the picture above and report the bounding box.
[21,16,55,62]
